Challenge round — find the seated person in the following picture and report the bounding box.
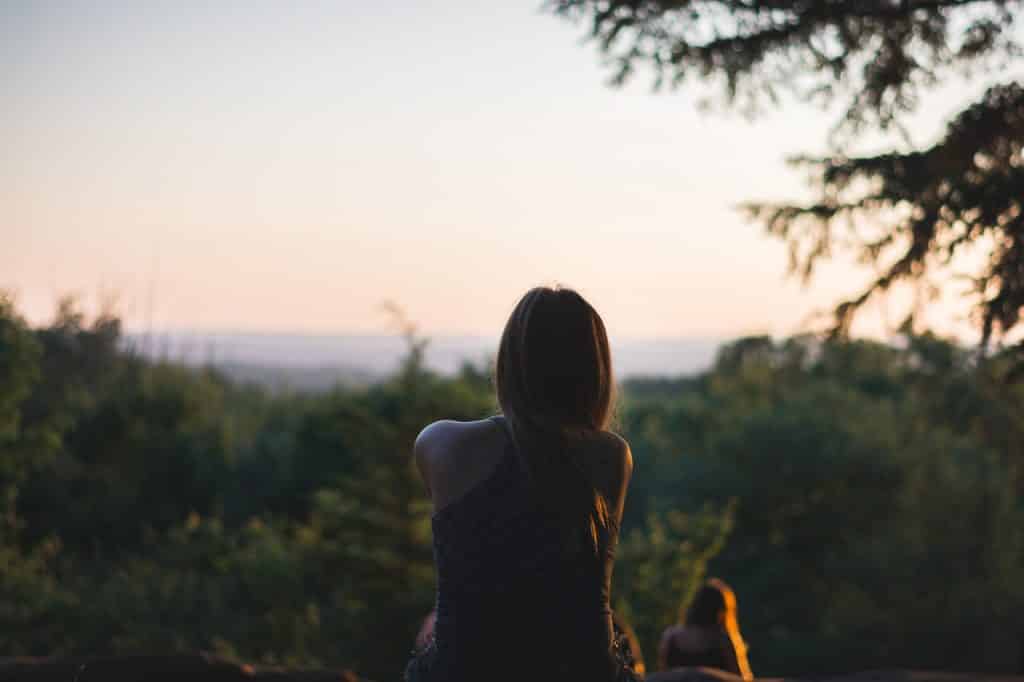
[405,286,640,682]
[658,578,753,680]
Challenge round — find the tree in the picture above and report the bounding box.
[549,0,1024,350]
[614,504,735,663]
[0,293,41,536]
[619,334,1024,674]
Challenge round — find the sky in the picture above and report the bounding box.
[2,1,1003,343]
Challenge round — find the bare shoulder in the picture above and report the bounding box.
[660,624,684,643]
[415,419,472,461]
[580,430,633,501]
[414,417,507,508]
[414,419,461,457]
[591,430,634,477]
[414,418,502,474]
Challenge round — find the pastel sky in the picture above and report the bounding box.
[2,1,1001,341]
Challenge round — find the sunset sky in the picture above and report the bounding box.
[3,1,997,342]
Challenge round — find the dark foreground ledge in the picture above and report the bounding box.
[3,656,1021,682]
[648,669,1024,682]
[0,655,362,682]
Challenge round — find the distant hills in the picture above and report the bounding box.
[125,331,722,392]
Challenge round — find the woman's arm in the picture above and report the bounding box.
[413,422,443,498]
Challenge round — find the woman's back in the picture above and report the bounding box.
[659,624,736,672]
[406,285,636,682]
[408,416,634,682]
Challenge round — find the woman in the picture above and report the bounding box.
[657,578,753,680]
[405,286,639,682]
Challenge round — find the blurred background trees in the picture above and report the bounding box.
[625,334,1024,672]
[5,2,1022,679]
[2,296,1022,676]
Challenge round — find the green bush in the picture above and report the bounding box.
[1,298,1021,677]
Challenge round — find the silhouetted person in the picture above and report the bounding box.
[405,286,640,682]
[658,578,753,680]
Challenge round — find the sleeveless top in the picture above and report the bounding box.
[421,416,623,682]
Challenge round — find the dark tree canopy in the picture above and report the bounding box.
[749,82,1024,344]
[549,0,1024,349]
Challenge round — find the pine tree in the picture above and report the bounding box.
[550,1,1024,351]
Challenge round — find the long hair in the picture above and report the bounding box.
[684,578,742,636]
[495,285,615,552]
[681,578,753,680]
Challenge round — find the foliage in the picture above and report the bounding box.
[614,503,735,661]
[0,293,41,536]
[549,0,1024,347]
[1,298,1022,676]
[748,82,1024,346]
[624,334,1024,674]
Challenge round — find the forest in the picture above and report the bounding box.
[2,293,1022,680]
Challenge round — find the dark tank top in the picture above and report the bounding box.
[427,416,621,681]
[664,631,730,670]
[663,625,736,672]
